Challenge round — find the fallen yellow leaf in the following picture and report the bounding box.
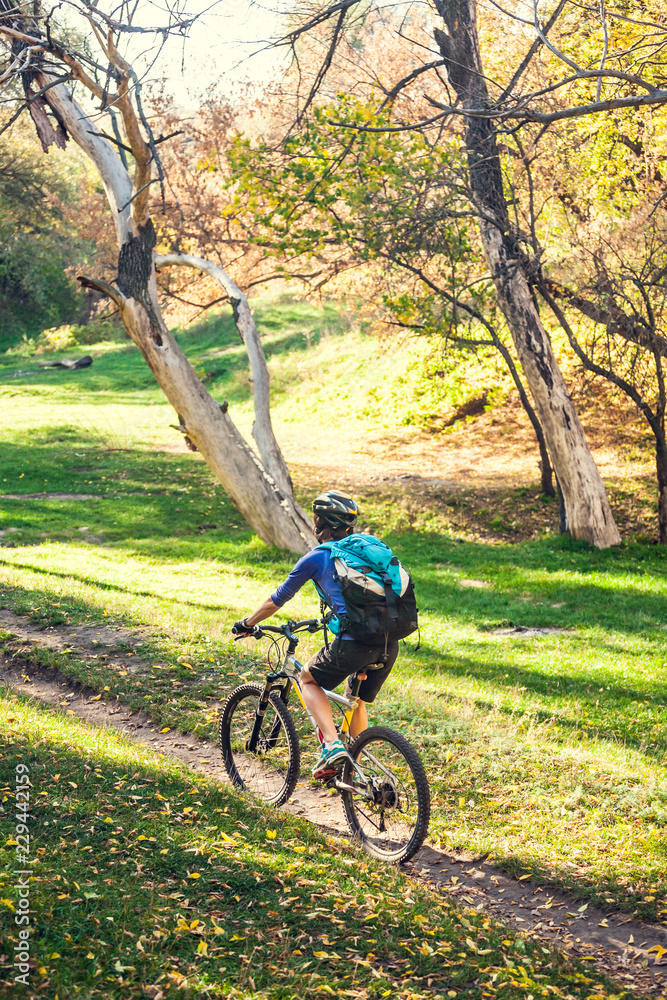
[266,830,277,839]
[188,872,201,879]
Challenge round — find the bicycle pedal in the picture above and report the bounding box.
[312,765,340,780]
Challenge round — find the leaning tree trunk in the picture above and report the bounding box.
[433,0,621,547]
[38,76,314,554]
[155,254,293,496]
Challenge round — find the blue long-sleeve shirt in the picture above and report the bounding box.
[270,547,351,637]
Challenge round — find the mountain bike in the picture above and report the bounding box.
[218,618,430,864]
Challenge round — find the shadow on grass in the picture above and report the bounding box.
[392,530,667,639]
[413,646,667,755]
[418,644,667,706]
[0,557,229,612]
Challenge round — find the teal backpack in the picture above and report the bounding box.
[317,534,418,645]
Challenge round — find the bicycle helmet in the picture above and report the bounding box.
[312,490,359,529]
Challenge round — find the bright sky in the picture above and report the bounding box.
[119,0,292,106]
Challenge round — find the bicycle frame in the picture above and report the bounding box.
[249,650,361,746]
[244,622,370,789]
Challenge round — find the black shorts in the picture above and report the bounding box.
[308,636,399,703]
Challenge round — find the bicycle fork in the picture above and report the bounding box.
[246,678,292,753]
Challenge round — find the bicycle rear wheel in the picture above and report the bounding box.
[219,683,300,806]
[340,725,430,863]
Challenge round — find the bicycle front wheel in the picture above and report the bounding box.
[219,683,300,806]
[340,725,430,864]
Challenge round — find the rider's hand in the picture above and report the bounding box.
[232,619,261,639]
[232,618,253,636]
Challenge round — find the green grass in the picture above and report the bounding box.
[1,692,630,1000]
[0,296,666,940]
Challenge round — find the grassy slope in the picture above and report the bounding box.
[1,692,628,1000]
[0,299,665,931]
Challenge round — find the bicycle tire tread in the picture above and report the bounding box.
[341,725,430,864]
[219,682,300,807]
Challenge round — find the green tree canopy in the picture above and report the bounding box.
[0,121,93,341]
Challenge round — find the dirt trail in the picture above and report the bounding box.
[0,610,665,998]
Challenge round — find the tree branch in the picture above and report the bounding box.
[543,278,667,358]
[378,59,446,111]
[278,0,361,45]
[539,280,662,436]
[498,0,568,102]
[155,252,293,495]
[77,274,125,308]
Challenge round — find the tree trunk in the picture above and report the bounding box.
[656,433,667,544]
[38,76,314,554]
[433,0,621,547]
[492,336,555,496]
[155,253,293,496]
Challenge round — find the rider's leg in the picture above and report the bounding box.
[346,639,400,738]
[349,698,367,738]
[301,662,338,744]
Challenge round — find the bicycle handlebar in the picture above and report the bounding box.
[232,617,325,643]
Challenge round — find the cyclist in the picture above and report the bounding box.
[233,490,400,778]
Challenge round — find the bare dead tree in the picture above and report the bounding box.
[0,0,314,552]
